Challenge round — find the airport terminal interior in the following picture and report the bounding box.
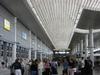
[0,0,100,75]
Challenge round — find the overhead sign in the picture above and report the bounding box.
[32,41,35,45]
[4,19,11,31]
[21,32,27,40]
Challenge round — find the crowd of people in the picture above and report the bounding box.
[62,57,93,75]
[0,56,93,75]
[10,58,58,75]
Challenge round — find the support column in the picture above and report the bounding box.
[40,51,43,61]
[80,40,83,57]
[34,36,37,59]
[75,45,77,54]
[72,44,76,54]
[29,31,31,60]
[89,29,94,66]
[12,17,17,62]
[84,34,88,59]
[40,42,43,61]
[77,43,80,53]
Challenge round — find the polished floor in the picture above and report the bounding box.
[57,66,100,75]
[93,67,100,75]
[0,66,100,75]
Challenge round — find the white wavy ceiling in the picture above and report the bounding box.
[27,0,100,49]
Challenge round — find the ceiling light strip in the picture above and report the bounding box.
[65,0,68,24]
[89,0,96,9]
[30,0,48,32]
[76,0,86,20]
[68,0,81,45]
[40,0,49,27]
[66,0,69,18]
[69,0,92,48]
[53,0,56,25]
[52,0,56,24]
[31,0,45,26]
[40,0,51,31]
[86,0,92,9]
[70,0,75,20]
[42,0,50,25]
[67,0,71,20]
[68,0,73,20]
[48,0,53,24]
[74,0,80,21]
[72,0,82,21]
[35,1,47,26]
[87,0,95,10]
[83,0,88,8]
[47,0,53,25]
[93,0,100,10]
[72,0,78,21]
[27,0,55,48]
[62,1,66,29]
[61,0,63,23]
[72,0,78,22]
[96,2,100,10]
[67,0,84,49]
[70,0,74,20]
[33,0,47,31]
[73,0,81,22]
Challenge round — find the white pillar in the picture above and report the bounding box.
[34,36,37,59]
[89,29,94,66]
[72,44,76,54]
[81,40,83,57]
[40,42,43,61]
[29,31,31,60]
[75,45,78,52]
[40,51,42,61]
[12,17,17,62]
[84,34,88,59]
[77,43,80,52]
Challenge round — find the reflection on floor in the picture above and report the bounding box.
[58,66,100,75]
[94,67,100,75]
[0,66,100,75]
[58,66,63,75]
[0,68,10,75]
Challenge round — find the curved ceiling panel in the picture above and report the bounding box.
[27,0,100,49]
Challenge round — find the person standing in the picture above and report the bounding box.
[11,58,22,75]
[63,59,68,75]
[20,59,25,75]
[38,60,44,75]
[68,58,77,75]
[83,59,93,75]
[30,60,38,75]
[44,60,51,75]
[80,57,85,75]
[51,60,58,75]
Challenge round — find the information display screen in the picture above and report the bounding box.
[4,19,11,31]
